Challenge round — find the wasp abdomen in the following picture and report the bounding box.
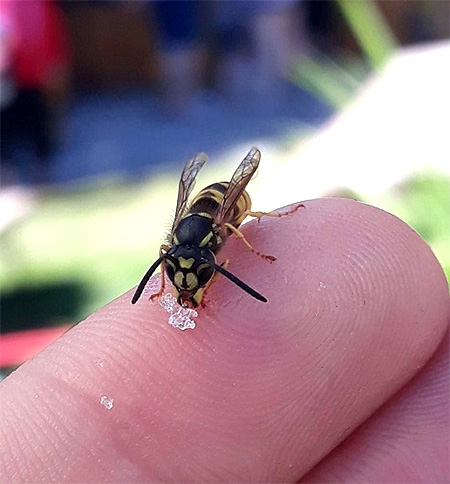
[190,182,226,215]
[191,182,251,228]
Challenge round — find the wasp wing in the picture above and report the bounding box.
[217,147,260,224]
[171,153,208,233]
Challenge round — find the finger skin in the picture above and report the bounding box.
[0,198,448,483]
[301,329,449,483]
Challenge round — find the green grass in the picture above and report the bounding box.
[371,172,450,282]
[0,177,176,321]
[337,0,398,69]
[291,0,397,109]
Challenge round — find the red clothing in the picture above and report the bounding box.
[0,0,70,89]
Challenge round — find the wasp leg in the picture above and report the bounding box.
[245,202,304,222]
[149,244,170,301]
[224,223,276,262]
[200,259,229,308]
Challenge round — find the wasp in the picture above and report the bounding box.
[132,147,298,308]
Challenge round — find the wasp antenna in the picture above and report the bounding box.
[210,261,267,303]
[131,255,164,304]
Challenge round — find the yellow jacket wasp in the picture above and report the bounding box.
[132,147,299,308]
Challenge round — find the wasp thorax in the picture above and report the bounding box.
[173,214,219,250]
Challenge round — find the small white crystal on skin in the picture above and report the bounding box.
[168,312,196,330]
[100,395,114,410]
[159,293,197,331]
[159,292,177,313]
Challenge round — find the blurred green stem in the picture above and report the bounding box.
[337,0,398,69]
[291,56,360,109]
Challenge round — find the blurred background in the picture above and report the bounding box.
[1,0,449,376]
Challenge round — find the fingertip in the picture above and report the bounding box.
[1,198,447,483]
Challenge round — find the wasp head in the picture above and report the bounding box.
[164,245,216,308]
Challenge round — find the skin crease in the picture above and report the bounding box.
[0,197,448,483]
[301,329,449,483]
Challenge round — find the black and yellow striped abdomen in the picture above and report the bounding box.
[190,182,252,229]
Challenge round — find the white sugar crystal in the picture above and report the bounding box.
[159,292,177,312]
[100,395,114,410]
[159,293,197,331]
[168,312,196,331]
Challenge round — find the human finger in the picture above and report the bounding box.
[0,198,448,482]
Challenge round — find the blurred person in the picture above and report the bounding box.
[145,0,203,117]
[141,1,309,117]
[0,0,71,186]
[251,1,308,103]
[214,0,308,112]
